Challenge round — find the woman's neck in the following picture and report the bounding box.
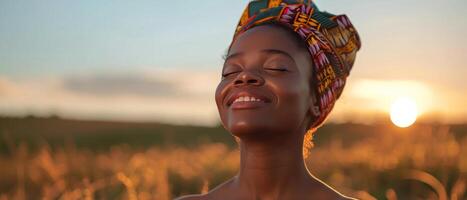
[233,132,312,199]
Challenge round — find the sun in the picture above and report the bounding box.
[390,97,418,128]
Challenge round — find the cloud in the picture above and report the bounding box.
[0,69,222,126]
[63,73,178,97]
[346,79,433,114]
[328,78,467,124]
[0,71,465,125]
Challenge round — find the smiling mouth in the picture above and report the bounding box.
[233,96,264,103]
[225,90,273,110]
[231,100,268,110]
[229,96,271,110]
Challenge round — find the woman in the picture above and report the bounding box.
[177,0,360,199]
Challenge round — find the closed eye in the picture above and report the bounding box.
[265,68,288,72]
[222,71,240,77]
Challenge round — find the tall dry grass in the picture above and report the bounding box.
[0,124,465,199]
[0,143,238,200]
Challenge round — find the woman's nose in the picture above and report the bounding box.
[233,70,265,87]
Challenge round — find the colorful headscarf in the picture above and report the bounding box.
[230,0,361,129]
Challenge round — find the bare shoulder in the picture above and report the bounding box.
[173,194,207,200]
[310,187,358,200]
[307,176,358,200]
[334,193,359,200]
[320,185,358,200]
[174,178,236,200]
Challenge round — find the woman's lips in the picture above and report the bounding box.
[230,100,268,110]
[226,91,272,107]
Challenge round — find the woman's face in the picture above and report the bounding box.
[215,25,316,138]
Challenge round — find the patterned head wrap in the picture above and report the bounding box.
[229,0,361,129]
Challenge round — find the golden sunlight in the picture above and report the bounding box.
[390,97,418,128]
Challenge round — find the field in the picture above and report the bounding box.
[0,116,466,200]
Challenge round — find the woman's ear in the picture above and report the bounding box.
[311,104,320,117]
[309,90,321,117]
[306,90,321,130]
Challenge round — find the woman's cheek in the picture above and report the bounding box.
[215,81,228,115]
[270,76,304,106]
[215,80,228,103]
[273,78,309,124]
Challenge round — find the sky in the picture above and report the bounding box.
[1,0,466,126]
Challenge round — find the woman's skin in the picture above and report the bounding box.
[176,25,355,200]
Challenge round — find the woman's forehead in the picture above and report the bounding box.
[228,25,303,56]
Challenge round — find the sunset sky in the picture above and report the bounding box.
[1,0,466,126]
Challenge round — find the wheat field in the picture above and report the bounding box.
[0,118,465,200]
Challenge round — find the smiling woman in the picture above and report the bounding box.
[176,0,360,199]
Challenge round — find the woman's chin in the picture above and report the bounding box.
[227,120,282,139]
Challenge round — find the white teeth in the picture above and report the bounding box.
[233,96,263,103]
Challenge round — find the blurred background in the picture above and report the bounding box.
[0,0,466,199]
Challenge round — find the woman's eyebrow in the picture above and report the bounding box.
[260,49,294,61]
[224,49,293,62]
[224,52,244,62]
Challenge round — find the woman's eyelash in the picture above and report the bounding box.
[265,68,288,71]
[222,67,287,78]
[222,71,239,77]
